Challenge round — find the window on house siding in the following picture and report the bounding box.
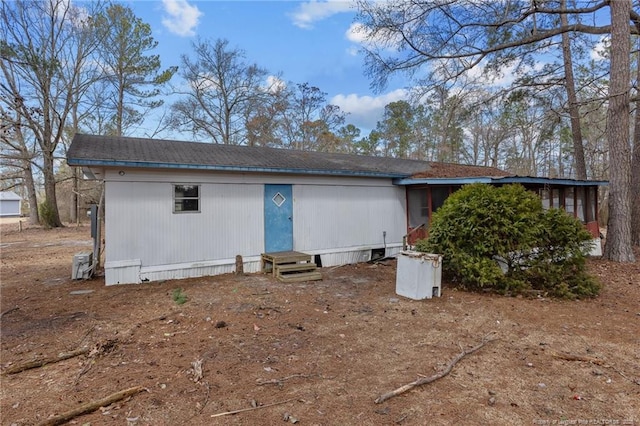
[173,184,200,213]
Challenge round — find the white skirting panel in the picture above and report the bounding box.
[104,257,262,285]
[105,259,141,285]
[104,247,404,285]
[587,238,603,257]
[320,250,371,267]
[313,243,403,268]
[384,245,403,257]
[139,258,261,283]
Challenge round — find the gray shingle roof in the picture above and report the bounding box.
[0,191,21,200]
[67,134,434,178]
[67,135,606,186]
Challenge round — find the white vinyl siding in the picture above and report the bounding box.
[293,184,406,252]
[0,192,21,217]
[102,169,407,284]
[105,180,263,268]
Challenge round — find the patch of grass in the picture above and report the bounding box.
[172,288,187,305]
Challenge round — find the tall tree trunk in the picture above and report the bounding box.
[42,149,63,227]
[631,35,640,247]
[22,160,39,225]
[603,0,635,262]
[557,142,564,178]
[560,0,587,180]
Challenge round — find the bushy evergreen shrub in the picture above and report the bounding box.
[38,201,56,228]
[414,183,600,299]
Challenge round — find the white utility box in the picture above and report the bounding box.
[72,252,93,280]
[395,251,442,300]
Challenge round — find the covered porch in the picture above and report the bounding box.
[395,176,607,246]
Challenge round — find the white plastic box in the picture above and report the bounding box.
[395,251,443,300]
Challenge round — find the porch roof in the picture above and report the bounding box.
[393,175,609,186]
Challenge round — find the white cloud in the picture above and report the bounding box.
[265,75,287,93]
[591,35,609,61]
[161,0,202,37]
[50,0,90,28]
[346,22,402,50]
[331,89,408,131]
[461,58,549,89]
[346,22,368,44]
[464,60,517,87]
[290,0,353,29]
[346,46,360,56]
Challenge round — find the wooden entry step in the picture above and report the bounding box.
[275,262,317,274]
[261,251,322,282]
[278,270,323,282]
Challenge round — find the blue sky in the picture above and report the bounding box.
[124,0,409,136]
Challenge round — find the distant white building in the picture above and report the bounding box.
[0,191,22,217]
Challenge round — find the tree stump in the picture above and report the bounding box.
[235,255,244,275]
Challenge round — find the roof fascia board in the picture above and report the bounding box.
[394,176,608,186]
[393,177,493,185]
[493,177,609,186]
[67,158,408,179]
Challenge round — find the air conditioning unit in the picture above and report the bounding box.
[72,252,93,280]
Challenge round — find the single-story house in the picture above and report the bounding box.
[66,134,606,285]
[0,191,22,217]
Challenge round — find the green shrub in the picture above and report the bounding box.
[415,183,600,299]
[38,201,56,228]
[172,288,187,305]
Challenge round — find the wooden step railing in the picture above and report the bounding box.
[402,223,426,250]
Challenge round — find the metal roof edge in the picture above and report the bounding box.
[393,176,608,186]
[67,158,410,179]
[492,176,609,186]
[393,177,494,185]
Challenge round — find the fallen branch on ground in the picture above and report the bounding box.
[198,381,211,413]
[374,333,496,404]
[549,349,605,365]
[549,349,639,385]
[74,339,120,384]
[37,386,146,426]
[2,347,90,376]
[210,398,296,418]
[0,306,19,319]
[256,374,310,386]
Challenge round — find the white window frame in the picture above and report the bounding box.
[173,184,200,213]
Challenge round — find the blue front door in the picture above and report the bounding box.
[264,184,293,252]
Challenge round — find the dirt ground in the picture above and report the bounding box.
[1,221,639,426]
